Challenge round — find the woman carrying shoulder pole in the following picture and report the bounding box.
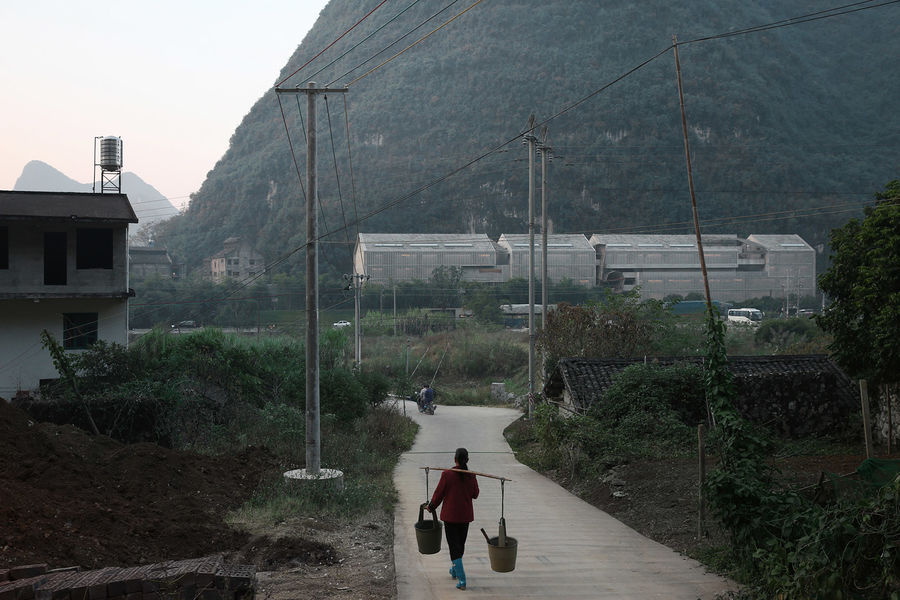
[427,448,479,590]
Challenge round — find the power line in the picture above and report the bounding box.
[682,0,900,44]
[317,0,898,242]
[327,0,464,86]
[342,94,362,260]
[324,94,353,259]
[275,0,390,89]
[345,0,486,87]
[305,0,433,84]
[248,0,895,298]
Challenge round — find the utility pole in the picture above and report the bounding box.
[524,116,537,420]
[404,337,410,416]
[275,82,347,476]
[393,285,397,337]
[673,37,712,313]
[344,272,370,368]
[538,127,551,329]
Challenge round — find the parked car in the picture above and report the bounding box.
[333,320,352,328]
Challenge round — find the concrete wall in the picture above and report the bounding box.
[0,298,128,399]
[0,221,129,295]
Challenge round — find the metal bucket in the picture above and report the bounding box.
[487,536,518,572]
[414,503,442,554]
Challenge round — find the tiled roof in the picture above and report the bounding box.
[129,247,172,265]
[545,355,854,411]
[0,190,138,223]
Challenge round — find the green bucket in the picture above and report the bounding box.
[414,503,442,555]
[487,536,518,572]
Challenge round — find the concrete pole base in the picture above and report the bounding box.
[283,468,344,492]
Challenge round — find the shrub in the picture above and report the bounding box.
[320,368,368,422]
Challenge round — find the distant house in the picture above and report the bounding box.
[0,190,138,400]
[128,245,174,280]
[208,237,264,283]
[544,355,857,437]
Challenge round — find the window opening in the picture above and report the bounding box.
[0,227,8,269]
[76,228,113,269]
[63,313,98,349]
[44,232,67,285]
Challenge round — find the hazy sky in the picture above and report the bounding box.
[0,0,330,209]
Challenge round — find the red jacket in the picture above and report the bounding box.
[429,468,479,523]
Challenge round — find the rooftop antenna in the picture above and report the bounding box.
[93,136,123,193]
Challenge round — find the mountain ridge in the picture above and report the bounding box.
[13,160,180,234]
[154,0,900,275]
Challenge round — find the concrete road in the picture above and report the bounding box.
[393,402,735,599]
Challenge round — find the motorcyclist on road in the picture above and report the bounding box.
[421,383,435,414]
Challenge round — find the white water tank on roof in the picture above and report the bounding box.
[99,136,122,171]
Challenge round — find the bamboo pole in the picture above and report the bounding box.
[420,467,513,482]
[698,424,706,539]
[860,380,873,459]
[885,383,893,455]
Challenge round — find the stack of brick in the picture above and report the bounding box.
[0,557,254,600]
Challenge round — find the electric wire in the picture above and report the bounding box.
[276,93,308,203]
[315,0,899,242]
[342,94,362,256]
[324,94,353,260]
[682,0,900,45]
[25,0,884,366]
[304,0,431,85]
[343,0,483,87]
[327,0,463,87]
[275,0,390,89]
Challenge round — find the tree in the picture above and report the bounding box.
[465,286,503,324]
[536,291,672,372]
[817,180,900,385]
[430,266,462,309]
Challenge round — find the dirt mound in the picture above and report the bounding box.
[230,535,338,571]
[0,400,279,569]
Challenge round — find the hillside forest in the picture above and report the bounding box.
[152,0,900,279]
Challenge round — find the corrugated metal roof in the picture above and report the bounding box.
[0,190,138,223]
[357,233,497,252]
[498,233,594,251]
[746,234,813,251]
[589,233,741,248]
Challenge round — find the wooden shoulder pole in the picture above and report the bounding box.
[420,466,513,482]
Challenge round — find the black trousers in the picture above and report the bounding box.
[444,522,469,561]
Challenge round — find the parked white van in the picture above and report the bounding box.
[727,308,763,326]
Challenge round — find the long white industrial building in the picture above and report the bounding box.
[353,232,816,301]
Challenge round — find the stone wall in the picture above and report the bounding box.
[731,369,858,438]
[873,385,900,447]
[546,355,861,438]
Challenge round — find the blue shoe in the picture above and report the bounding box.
[453,558,466,590]
[449,563,457,579]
